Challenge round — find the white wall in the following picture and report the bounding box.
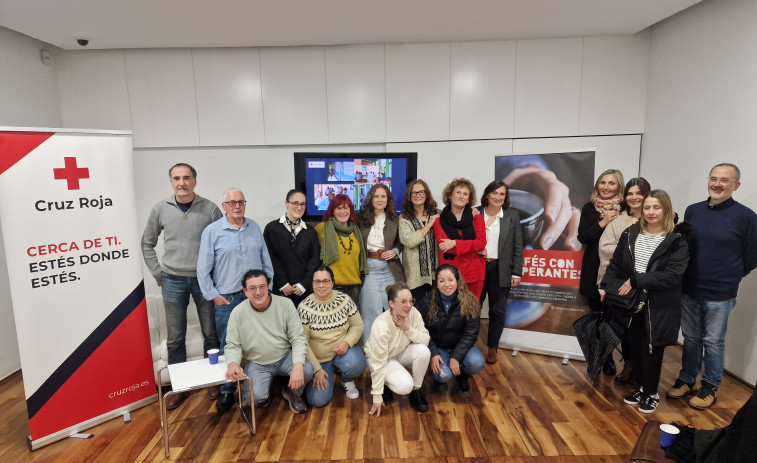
[0,26,62,380]
[644,0,757,385]
[52,35,650,145]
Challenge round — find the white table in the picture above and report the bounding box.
[157,356,255,458]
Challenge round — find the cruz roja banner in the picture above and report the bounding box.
[493,152,595,359]
[0,128,156,450]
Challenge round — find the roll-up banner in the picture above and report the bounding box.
[494,152,595,359]
[0,128,156,450]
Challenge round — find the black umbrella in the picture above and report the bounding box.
[573,309,625,380]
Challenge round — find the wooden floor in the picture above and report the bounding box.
[1,322,753,463]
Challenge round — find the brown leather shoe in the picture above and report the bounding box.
[207,385,221,400]
[166,392,186,410]
[486,348,498,364]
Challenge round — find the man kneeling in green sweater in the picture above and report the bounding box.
[224,269,314,413]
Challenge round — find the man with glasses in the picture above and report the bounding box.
[198,188,274,413]
[141,163,222,409]
[667,163,757,409]
[224,269,313,414]
[263,189,321,307]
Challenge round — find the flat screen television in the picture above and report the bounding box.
[294,152,418,222]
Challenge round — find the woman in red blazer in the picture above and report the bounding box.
[434,178,487,297]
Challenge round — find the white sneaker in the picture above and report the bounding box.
[342,381,359,399]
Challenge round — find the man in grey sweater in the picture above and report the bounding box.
[141,163,223,409]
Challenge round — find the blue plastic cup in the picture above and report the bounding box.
[659,424,679,448]
[207,348,219,365]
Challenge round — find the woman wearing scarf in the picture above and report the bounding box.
[433,178,487,298]
[315,194,367,309]
[577,168,624,375]
[263,189,321,307]
[399,179,441,303]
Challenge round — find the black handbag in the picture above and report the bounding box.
[604,278,647,314]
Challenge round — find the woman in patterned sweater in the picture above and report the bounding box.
[297,265,366,407]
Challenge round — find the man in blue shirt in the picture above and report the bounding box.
[198,188,274,413]
[667,163,757,409]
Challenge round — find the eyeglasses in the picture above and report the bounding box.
[224,200,247,207]
[397,298,416,305]
[708,177,734,185]
[313,279,333,286]
[410,190,426,197]
[288,201,307,208]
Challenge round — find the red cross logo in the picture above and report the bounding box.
[53,157,90,190]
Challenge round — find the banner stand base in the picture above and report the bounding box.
[499,342,585,363]
[27,393,157,451]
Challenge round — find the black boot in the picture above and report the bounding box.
[408,389,429,413]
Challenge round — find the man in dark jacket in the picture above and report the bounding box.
[667,163,757,409]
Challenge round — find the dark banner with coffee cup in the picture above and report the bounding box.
[494,152,594,340]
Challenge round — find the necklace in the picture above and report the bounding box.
[338,234,354,254]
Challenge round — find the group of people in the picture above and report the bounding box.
[578,164,756,414]
[142,161,755,419]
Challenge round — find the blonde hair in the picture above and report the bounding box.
[590,169,624,203]
[640,189,675,235]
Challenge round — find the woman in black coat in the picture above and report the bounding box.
[263,189,321,306]
[600,190,690,414]
[416,264,484,398]
[577,168,624,374]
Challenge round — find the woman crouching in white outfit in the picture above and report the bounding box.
[366,282,431,416]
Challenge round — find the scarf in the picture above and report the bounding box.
[320,218,368,275]
[411,214,437,278]
[594,196,622,217]
[439,205,476,260]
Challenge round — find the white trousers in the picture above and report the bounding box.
[384,343,431,395]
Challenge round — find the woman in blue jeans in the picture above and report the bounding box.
[415,264,485,398]
[358,184,405,343]
[297,265,367,407]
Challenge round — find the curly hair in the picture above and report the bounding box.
[358,184,397,227]
[441,178,477,207]
[322,194,358,224]
[426,264,480,325]
[400,179,438,220]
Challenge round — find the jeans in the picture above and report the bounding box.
[479,260,511,348]
[243,350,314,407]
[161,273,219,365]
[431,347,485,383]
[360,259,396,344]
[305,345,367,407]
[678,293,737,386]
[215,291,247,393]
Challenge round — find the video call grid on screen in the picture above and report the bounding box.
[294,153,417,221]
